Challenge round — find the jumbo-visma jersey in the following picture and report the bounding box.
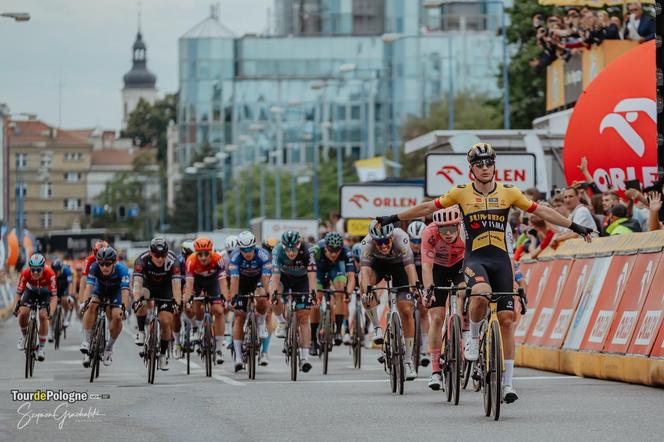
[434,183,537,253]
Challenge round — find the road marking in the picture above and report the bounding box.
[175,357,201,370]
[213,374,246,386]
[249,375,580,385]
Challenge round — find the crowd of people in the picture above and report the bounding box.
[531,2,656,70]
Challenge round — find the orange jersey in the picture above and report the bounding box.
[185,252,225,279]
[82,255,96,276]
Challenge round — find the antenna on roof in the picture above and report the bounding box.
[138,0,142,32]
[210,3,220,21]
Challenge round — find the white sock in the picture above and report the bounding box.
[215,336,224,350]
[257,314,266,327]
[300,348,309,360]
[106,336,116,351]
[503,359,514,387]
[421,334,428,353]
[173,331,180,341]
[470,320,481,339]
[277,314,286,324]
[84,330,92,342]
[366,308,380,328]
[233,340,242,361]
[405,338,414,362]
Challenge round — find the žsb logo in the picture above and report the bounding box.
[563,41,657,191]
[349,194,369,208]
[436,165,463,184]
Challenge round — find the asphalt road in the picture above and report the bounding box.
[0,317,662,442]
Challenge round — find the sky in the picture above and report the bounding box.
[0,0,271,130]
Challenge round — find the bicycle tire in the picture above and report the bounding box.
[53,305,62,350]
[148,321,158,384]
[451,314,462,405]
[445,325,453,402]
[481,332,490,416]
[204,324,213,377]
[393,314,405,395]
[25,315,36,379]
[353,303,362,369]
[462,359,472,390]
[89,318,102,383]
[385,321,396,393]
[322,311,330,375]
[289,316,298,381]
[490,320,502,421]
[248,314,257,380]
[413,308,421,373]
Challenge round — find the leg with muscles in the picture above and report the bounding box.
[159,309,173,370]
[297,308,312,372]
[428,306,445,390]
[467,281,491,362]
[104,306,124,366]
[212,303,225,364]
[135,306,147,346]
[498,309,517,403]
[419,303,430,366]
[398,297,416,380]
[256,293,269,339]
[232,310,246,372]
[361,269,382,344]
[17,304,29,350]
[309,297,320,356]
[37,308,49,360]
[80,300,97,357]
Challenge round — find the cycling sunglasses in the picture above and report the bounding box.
[410,238,422,245]
[151,252,167,259]
[198,251,211,257]
[99,261,114,268]
[29,267,43,273]
[374,237,392,246]
[471,159,495,169]
[326,246,342,253]
[438,225,458,235]
[240,247,254,253]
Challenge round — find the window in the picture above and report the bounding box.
[64,198,81,210]
[40,154,52,168]
[41,212,53,229]
[65,172,80,182]
[41,182,52,199]
[64,152,82,161]
[16,182,27,197]
[15,153,27,169]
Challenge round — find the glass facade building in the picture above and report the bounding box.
[177,1,508,173]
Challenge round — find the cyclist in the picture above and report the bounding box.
[51,259,75,331]
[173,240,194,359]
[79,240,108,304]
[80,246,130,367]
[132,238,182,371]
[185,237,228,365]
[360,221,420,380]
[221,235,238,347]
[270,230,317,372]
[406,220,430,368]
[228,231,272,372]
[14,254,57,361]
[310,231,356,350]
[420,207,466,390]
[376,143,594,402]
[261,237,278,253]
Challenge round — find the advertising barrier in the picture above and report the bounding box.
[515,230,664,386]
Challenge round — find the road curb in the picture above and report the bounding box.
[516,345,664,387]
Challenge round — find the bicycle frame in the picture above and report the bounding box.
[192,295,217,377]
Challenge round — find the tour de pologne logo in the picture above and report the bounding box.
[11,389,108,430]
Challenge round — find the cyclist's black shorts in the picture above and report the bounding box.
[194,277,221,298]
[141,286,176,313]
[368,259,411,300]
[415,264,422,283]
[429,261,464,308]
[279,273,311,309]
[20,287,52,307]
[237,274,261,298]
[463,252,514,312]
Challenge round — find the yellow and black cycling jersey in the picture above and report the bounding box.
[434,182,537,253]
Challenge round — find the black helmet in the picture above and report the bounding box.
[51,259,63,272]
[467,143,496,164]
[324,232,343,251]
[150,237,169,254]
[96,246,118,262]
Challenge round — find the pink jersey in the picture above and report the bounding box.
[421,223,465,267]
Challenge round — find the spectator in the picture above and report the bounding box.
[623,2,655,42]
[552,187,597,246]
[646,192,663,231]
[590,194,605,229]
[550,194,569,218]
[598,11,621,40]
[524,211,559,259]
[624,188,650,231]
[606,204,641,235]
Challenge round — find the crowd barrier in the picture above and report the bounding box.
[0,276,16,320]
[515,230,664,387]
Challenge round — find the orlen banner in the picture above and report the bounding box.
[563,41,657,191]
[340,184,425,219]
[425,153,536,197]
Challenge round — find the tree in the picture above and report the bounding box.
[398,91,502,178]
[123,94,177,163]
[497,0,556,128]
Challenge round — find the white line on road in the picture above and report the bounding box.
[213,374,246,386]
[250,374,579,385]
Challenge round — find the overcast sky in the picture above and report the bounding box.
[0,0,271,130]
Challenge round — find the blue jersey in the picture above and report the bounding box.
[311,240,355,274]
[229,247,272,279]
[56,266,73,295]
[87,262,130,297]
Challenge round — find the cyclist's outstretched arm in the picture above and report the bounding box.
[377,200,438,224]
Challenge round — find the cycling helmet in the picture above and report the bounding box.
[93,240,109,253]
[224,235,238,251]
[29,253,46,270]
[149,237,169,254]
[369,219,394,240]
[406,221,426,240]
[324,232,343,251]
[467,143,496,164]
[237,231,256,249]
[51,259,63,272]
[96,246,118,262]
[351,243,362,261]
[281,230,301,249]
[433,207,462,226]
[194,236,213,252]
[181,240,195,257]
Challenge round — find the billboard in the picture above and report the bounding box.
[340,184,425,219]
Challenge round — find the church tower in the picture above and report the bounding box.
[121,19,157,130]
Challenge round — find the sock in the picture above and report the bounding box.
[261,334,271,354]
[310,322,319,343]
[335,315,344,334]
[300,347,309,360]
[470,320,481,339]
[366,308,380,328]
[215,336,224,350]
[196,320,203,329]
[233,340,243,361]
[257,314,266,329]
[21,327,28,337]
[421,334,429,354]
[225,316,232,335]
[503,359,514,387]
[106,336,116,351]
[277,314,286,324]
[137,315,146,332]
[342,319,349,334]
[39,335,47,349]
[84,329,92,342]
[173,331,180,343]
[431,349,441,373]
[405,338,414,362]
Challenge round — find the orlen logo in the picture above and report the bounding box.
[436,165,463,184]
[599,98,656,158]
[349,194,369,208]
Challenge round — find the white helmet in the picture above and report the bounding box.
[407,221,426,240]
[224,235,238,251]
[369,220,394,240]
[433,207,462,226]
[237,231,256,249]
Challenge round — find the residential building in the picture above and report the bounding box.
[8,118,92,235]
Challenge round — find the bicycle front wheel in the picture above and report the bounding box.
[413,308,421,373]
[289,317,298,381]
[450,314,462,405]
[392,314,405,395]
[353,304,363,369]
[204,325,213,377]
[25,317,36,379]
[248,314,257,380]
[322,311,331,375]
[148,323,158,384]
[490,320,503,421]
[53,306,62,350]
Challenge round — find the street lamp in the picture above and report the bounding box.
[1,12,30,22]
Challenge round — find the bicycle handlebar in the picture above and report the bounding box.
[465,288,528,315]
